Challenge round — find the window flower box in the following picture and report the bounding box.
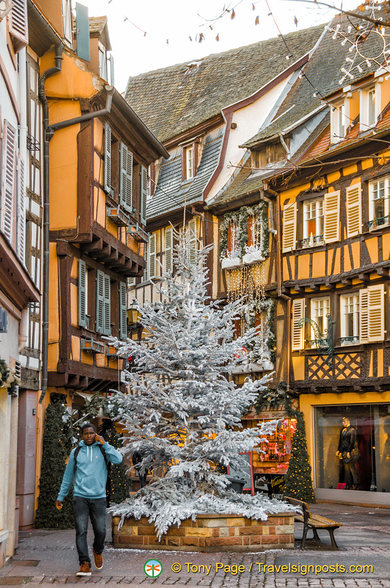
[221,255,241,269]
[242,247,265,265]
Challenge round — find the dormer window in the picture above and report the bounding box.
[360,85,380,131]
[183,145,194,180]
[331,100,348,143]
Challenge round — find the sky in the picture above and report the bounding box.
[80,0,360,93]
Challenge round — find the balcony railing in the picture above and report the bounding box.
[368,216,390,230]
[301,234,324,248]
[339,335,359,345]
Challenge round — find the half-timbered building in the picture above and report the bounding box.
[269,38,390,505]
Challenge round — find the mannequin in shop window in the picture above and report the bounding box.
[336,416,360,490]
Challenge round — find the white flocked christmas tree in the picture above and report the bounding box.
[108,229,292,539]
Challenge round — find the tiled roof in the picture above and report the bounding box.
[147,132,223,220]
[243,10,388,149]
[125,25,325,143]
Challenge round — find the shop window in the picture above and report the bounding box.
[310,297,330,346]
[252,417,297,476]
[340,293,359,345]
[315,404,390,493]
[368,176,390,230]
[303,198,324,248]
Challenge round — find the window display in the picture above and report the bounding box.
[315,404,390,492]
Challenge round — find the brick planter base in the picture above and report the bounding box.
[112,512,294,552]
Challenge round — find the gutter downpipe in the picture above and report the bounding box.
[264,182,292,391]
[38,48,114,404]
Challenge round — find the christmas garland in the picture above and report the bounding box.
[220,201,269,261]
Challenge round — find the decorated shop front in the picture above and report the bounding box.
[300,392,390,505]
[243,404,297,495]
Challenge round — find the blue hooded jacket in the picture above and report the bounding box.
[57,440,123,501]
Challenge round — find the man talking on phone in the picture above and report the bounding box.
[56,422,123,577]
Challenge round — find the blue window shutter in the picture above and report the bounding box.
[120,142,133,212]
[104,274,111,335]
[119,282,127,340]
[78,260,87,328]
[76,3,90,62]
[140,165,148,225]
[96,270,105,333]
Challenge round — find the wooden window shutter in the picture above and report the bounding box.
[17,158,25,264]
[188,219,197,264]
[148,233,156,279]
[104,123,112,195]
[140,165,148,225]
[346,183,362,237]
[292,299,305,351]
[324,191,340,243]
[1,121,16,243]
[368,284,384,342]
[103,274,111,336]
[78,260,87,328]
[359,288,369,343]
[282,202,297,252]
[165,227,173,273]
[96,270,105,333]
[119,282,128,340]
[120,143,133,212]
[9,0,28,53]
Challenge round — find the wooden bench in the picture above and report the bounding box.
[285,497,342,549]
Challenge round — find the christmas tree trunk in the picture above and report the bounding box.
[35,397,74,528]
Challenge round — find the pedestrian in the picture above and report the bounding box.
[56,422,123,577]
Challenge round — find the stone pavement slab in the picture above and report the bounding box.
[0,503,389,586]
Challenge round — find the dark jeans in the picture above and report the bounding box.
[73,497,106,565]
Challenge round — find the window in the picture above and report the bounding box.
[96,270,111,335]
[62,0,72,45]
[361,86,380,131]
[331,101,348,143]
[369,176,390,229]
[310,297,330,344]
[99,43,108,80]
[247,215,263,250]
[340,294,359,344]
[227,219,239,258]
[303,198,324,247]
[183,145,194,180]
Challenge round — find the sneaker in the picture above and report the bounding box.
[76,562,91,576]
[93,550,103,570]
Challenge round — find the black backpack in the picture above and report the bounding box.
[73,443,112,505]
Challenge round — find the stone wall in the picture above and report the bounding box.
[112,512,294,552]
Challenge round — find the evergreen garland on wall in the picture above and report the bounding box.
[220,201,269,260]
[35,394,74,529]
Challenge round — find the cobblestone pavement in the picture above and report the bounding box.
[0,503,389,587]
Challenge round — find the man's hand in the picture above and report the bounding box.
[95,434,105,445]
[56,501,63,510]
